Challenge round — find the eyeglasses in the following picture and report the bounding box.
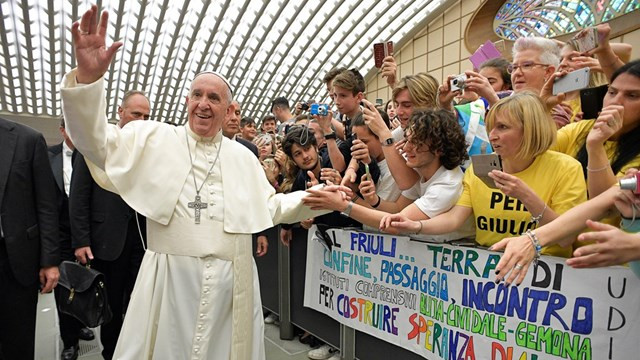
[507,61,549,74]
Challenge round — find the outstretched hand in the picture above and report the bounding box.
[379,213,420,235]
[303,184,352,211]
[72,4,122,84]
[489,235,536,286]
[567,220,640,268]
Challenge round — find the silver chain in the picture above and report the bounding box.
[185,129,223,196]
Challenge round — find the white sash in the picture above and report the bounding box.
[147,217,253,360]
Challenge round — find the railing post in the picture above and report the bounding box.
[340,324,356,360]
[277,225,294,340]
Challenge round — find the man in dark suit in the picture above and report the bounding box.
[0,117,60,360]
[223,101,259,157]
[70,90,149,360]
[47,117,95,360]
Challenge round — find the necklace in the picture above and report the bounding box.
[185,129,223,224]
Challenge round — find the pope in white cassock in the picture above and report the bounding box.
[60,5,334,360]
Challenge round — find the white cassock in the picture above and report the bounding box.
[60,70,329,360]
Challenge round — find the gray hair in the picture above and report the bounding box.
[512,37,561,68]
[121,90,149,107]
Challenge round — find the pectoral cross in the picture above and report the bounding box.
[188,195,208,224]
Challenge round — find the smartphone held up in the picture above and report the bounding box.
[552,68,590,95]
[471,154,503,189]
[570,27,599,53]
[374,41,393,68]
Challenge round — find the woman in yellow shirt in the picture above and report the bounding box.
[379,92,587,257]
[554,60,640,199]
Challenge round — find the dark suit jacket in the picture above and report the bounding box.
[0,118,60,286]
[47,143,74,258]
[69,153,144,261]
[236,137,259,157]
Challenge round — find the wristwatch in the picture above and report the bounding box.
[382,137,395,146]
[324,132,337,140]
[340,201,354,217]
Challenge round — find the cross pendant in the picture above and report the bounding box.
[188,195,208,224]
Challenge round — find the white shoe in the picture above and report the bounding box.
[308,344,336,360]
[264,314,277,324]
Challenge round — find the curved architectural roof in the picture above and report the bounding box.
[0,0,448,126]
[494,0,638,40]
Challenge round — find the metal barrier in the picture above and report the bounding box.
[254,226,421,360]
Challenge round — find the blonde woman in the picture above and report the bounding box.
[380,92,587,257]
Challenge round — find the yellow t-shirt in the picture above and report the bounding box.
[553,120,640,177]
[457,151,587,257]
[554,119,640,241]
[564,97,582,123]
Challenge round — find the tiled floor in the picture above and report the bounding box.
[35,293,315,360]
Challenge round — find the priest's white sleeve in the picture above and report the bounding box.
[268,185,331,225]
[60,69,114,170]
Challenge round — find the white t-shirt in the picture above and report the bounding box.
[401,166,475,242]
[376,159,401,202]
[391,126,404,142]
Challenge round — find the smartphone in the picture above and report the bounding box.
[552,68,590,95]
[373,41,393,68]
[375,98,384,106]
[258,133,272,144]
[571,28,598,53]
[364,163,370,180]
[262,156,278,172]
[580,84,608,120]
[471,154,502,188]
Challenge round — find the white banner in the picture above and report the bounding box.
[303,226,640,360]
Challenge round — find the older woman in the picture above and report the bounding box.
[380,92,587,257]
[440,37,571,127]
[509,37,560,92]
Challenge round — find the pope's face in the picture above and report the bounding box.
[186,74,232,137]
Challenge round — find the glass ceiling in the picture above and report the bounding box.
[0,0,445,125]
[494,0,639,41]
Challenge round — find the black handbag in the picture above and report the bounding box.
[54,261,112,328]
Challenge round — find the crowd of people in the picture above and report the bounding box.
[0,4,639,360]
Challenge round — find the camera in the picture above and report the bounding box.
[450,74,467,92]
[310,103,329,116]
[620,173,640,194]
[300,102,310,111]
